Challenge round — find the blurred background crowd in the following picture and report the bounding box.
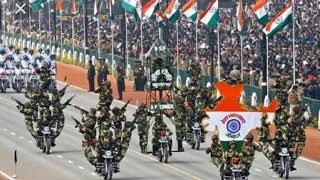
[3,0,320,100]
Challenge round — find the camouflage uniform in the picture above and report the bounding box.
[206,134,223,168]
[172,90,187,152]
[257,113,272,160]
[133,103,152,153]
[187,61,202,82]
[111,107,126,144]
[95,82,113,111]
[221,141,242,176]
[17,103,37,138]
[97,109,113,149]
[242,133,261,175]
[273,106,290,143]
[52,101,67,138]
[289,107,306,160]
[152,115,173,156]
[24,91,39,119]
[36,66,54,89]
[116,121,136,162]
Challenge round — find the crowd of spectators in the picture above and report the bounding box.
[3,0,320,100]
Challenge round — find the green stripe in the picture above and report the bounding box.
[220,141,244,152]
[235,17,245,35]
[168,9,180,23]
[207,12,219,28]
[189,13,197,22]
[122,0,136,13]
[254,14,269,26]
[266,14,292,39]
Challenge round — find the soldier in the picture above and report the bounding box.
[36,64,54,89]
[221,140,242,176]
[242,133,261,175]
[16,102,37,138]
[187,60,202,81]
[95,83,107,111]
[105,81,113,111]
[37,89,51,122]
[133,60,144,91]
[288,85,301,115]
[87,60,95,92]
[257,113,273,161]
[116,60,125,100]
[152,114,173,156]
[273,104,290,144]
[97,108,113,149]
[24,90,39,119]
[206,134,223,168]
[111,107,126,144]
[133,103,153,153]
[96,58,108,86]
[172,91,187,152]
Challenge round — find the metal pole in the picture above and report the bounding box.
[28,3,32,43]
[111,20,114,76]
[60,10,62,58]
[19,11,22,47]
[140,21,143,64]
[72,17,75,58]
[0,3,2,37]
[217,23,221,81]
[48,1,52,47]
[98,15,101,57]
[211,28,214,83]
[292,0,296,85]
[266,37,269,99]
[261,34,267,101]
[240,35,243,80]
[176,21,179,86]
[125,10,128,79]
[39,10,41,45]
[195,20,198,61]
[84,0,88,55]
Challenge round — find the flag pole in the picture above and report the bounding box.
[39,10,41,45]
[48,1,52,47]
[217,22,221,81]
[60,8,63,62]
[240,34,243,80]
[195,20,198,61]
[140,21,143,65]
[97,15,101,57]
[125,10,128,79]
[72,16,75,65]
[4,5,6,38]
[292,0,296,85]
[111,20,114,76]
[266,36,269,98]
[28,3,32,43]
[176,21,179,86]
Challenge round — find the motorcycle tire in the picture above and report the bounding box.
[107,163,113,180]
[45,137,51,155]
[164,148,168,163]
[279,172,283,178]
[285,161,289,179]
[42,146,46,153]
[195,135,201,150]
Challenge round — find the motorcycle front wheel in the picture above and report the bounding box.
[45,136,51,154]
[164,147,168,163]
[195,134,201,150]
[285,160,289,179]
[104,163,113,180]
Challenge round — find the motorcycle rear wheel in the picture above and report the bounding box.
[164,148,168,163]
[195,135,201,150]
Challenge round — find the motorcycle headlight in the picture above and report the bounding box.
[44,127,50,132]
[194,122,200,128]
[281,148,288,154]
[105,151,112,156]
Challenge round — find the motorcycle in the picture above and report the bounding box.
[36,126,52,154]
[223,158,248,180]
[157,131,169,163]
[0,63,10,92]
[273,147,293,179]
[12,63,25,93]
[27,65,40,91]
[186,121,205,150]
[96,149,119,180]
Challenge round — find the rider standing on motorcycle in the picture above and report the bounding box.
[133,103,153,153]
[273,104,290,146]
[16,102,37,138]
[206,134,223,168]
[25,89,39,120]
[95,82,110,111]
[111,107,126,144]
[242,133,261,175]
[221,140,242,176]
[257,113,273,161]
[152,114,173,156]
[36,63,54,89]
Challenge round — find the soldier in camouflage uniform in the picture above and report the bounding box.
[221,140,243,176]
[257,113,272,160]
[133,103,153,153]
[187,60,202,82]
[97,108,113,149]
[36,64,54,89]
[206,134,223,168]
[152,114,173,156]
[24,90,39,119]
[242,133,261,175]
[111,107,126,144]
[95,81,113,112]
[273,104,290,144]
[16,102,37,138]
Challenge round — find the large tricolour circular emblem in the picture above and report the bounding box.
[275,17,283,24]
[209,7,216,14]
[192,4,197,11]
[264,4,269,11]
[226,119,241,134]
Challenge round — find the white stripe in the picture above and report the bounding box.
[183,3,197,18]
[263,4,292,34]
[200,1,218,25]
[254,2,269,19]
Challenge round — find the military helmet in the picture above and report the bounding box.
[24,102,31,107]
[90,108,96,114]
[139,103,146,108]
[229,140,236,145]
[212,134,219,140]
[112,107,121,115]
[245,133,253,139]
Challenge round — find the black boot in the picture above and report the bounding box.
[51,138,56,147]
[168,144,172,156]
[152,145,157,156]
[177,140,184,152]
[36,139,40,147]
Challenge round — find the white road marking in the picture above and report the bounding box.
[10,132,16,135]
[254,168,262,172]
[67,160,74,164]
[78,166,85,170]
[3,128,7,131]
[57,155,63,158]
[59,81,320,166]
[28,141,33,143]
[0,171,15,180]
[91,172,97,176]
[19,136,24,139]
[272,175,279,178]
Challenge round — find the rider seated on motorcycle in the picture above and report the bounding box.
[0,48,5,55]
[152,114,173,156]
[221,140,243,177]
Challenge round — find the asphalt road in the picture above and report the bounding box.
[0,82,319,180]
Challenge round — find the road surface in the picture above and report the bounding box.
[0,82,319,180]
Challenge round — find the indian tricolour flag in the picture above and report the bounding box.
[142,0,159,20]
[56,0,62,16]
[263,2,292,39]
[165,0,180,23]
[181,0,197,22]
[122,0,137,13]
[252,0,270,26]
[157,11,167,28]
[70,0,77,16]
[93,0,102,21]
[134,0,142,21]
[202,82,278,151]
[29,0,47,10]
[199,0,218,28]
[236,0,244,35]
[109,0,116,20]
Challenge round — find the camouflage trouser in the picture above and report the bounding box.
[242,160,253,174]
[54,118,65,138]
[114,122,122,143]
[25,120,36,138]
[82,142,96,166]
[116,144,129,162]
[100,134,113,148]
[175,122,185,141]
[138,128,148,147]
[211,157,222,168]
[275,125,288,141]
[294,128,306,159]
[260,142,274,162]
